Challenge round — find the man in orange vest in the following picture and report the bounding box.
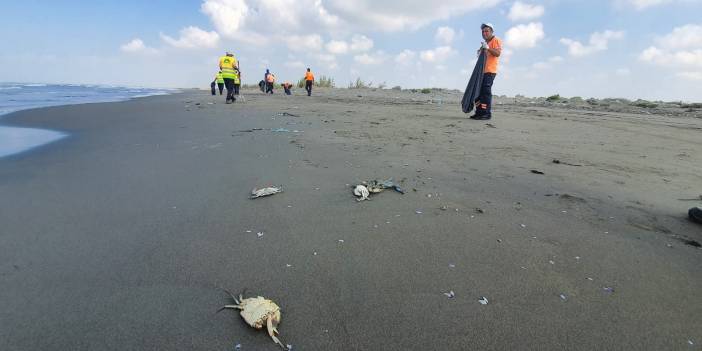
[304,68,315,96]
[471,23,502,120]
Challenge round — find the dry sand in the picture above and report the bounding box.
[0,87,700,350]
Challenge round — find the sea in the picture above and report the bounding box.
[0,83,174,158]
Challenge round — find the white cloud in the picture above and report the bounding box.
[161,26,220,49]
[354,51,387,65]
[435,27,456,45]
[201,0,249,37]
[655,24,702,49]
[677,71,702,80]
[615,68,631,76]
[625,0,673,10]
[120,38,157,54]
[640,24,702,82]
[395,49,416,65]
[532,55,563,70]
[560,30,624,57]
[284,60,306,69]
[200,0,501,38]
[420,46,456,63]
[505,22,545,49]
[326,40,350,54]
[508,2,545,21]
[286,34,323,52]
[350,34,374,52]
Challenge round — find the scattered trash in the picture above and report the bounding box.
[552,159,583,166]
[689,340,695,346]
[415,210,423,214]
[478,297,489,305]
[586,277,594,281]
[497,239,502,243]
[257,232,264,238]
[549,260,555,265]
[678,195,702,201]
[520,224,527,228]
[246,230,252,233]
[444,291,455,298]
[338,239,344,243]
[251,186,283,199]
[286,264,292,268]
[475,208,485,214]
[448,264,456,268]
[351,178,404,201]
[353,185,370,201]
[674,236,702,247]
[603,287,615,293]
[559,294,568,301]
[575,256,581,260]
[235,343,242,350]
[277,112,300,117]
[666,243,674,248]
[530,170,545,175]
[218,289,286,349]
[286,344,293,350]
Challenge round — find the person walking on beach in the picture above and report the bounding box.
[264,69,276,94]
[470,23,502,120]
[304,68,315,96]
[219,51,239,103]
[213,71,225,95]
[233,67,241,97]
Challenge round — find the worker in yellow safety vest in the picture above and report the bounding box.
[218,51,239,103]
[212,71,225,95]
[233,67,241,97]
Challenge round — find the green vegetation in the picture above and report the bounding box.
[681,102,702,109]
[296,75,335,88]
[420,88,432,94]
[348,77,372,89]
[631,99,658,108]
[546,94,561,102]
[391,86,402,90]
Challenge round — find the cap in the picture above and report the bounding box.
[481,23,495,31]
[226,51,233,56]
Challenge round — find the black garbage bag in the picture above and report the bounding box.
[461,51,486,114]
[210,81,216,95]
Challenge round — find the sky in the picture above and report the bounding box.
[1,0,701,101]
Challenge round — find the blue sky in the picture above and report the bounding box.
[1,0,701,101]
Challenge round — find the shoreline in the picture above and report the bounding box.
[1,88,700,350]
[0,86,177,158]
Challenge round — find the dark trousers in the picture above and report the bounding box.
[475,73,496,117]
[224,78,235,101]
[305,80,313,96]
[217,83,224,95]
[283,87,291,95]
[234,84,240,96]
[210,82,216,95]
[266,82,274,94]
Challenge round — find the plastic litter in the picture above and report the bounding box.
[235,343,242,350]
[478,297,489,305]
[415,210,423,214]
[351,178,404,201]
[251,186,283,199]
[257,232,264,238]
[559,294,568,301]
[444,291,455,298]
[531,170,545,175]
[603,287,615,293]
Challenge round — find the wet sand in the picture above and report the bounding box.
[0,88,700,350]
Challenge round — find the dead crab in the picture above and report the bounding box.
[218,289,286,349]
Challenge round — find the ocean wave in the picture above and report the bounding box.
[0,86,22,90]
[23,83,47,87]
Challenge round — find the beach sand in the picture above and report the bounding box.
[0,88,700,350]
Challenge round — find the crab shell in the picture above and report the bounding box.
[238,296,281,329]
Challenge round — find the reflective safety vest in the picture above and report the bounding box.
[233,70,241,84]
[216,73,224,84]
[219,55,238,79]
[305,72,314,81]
[266,73,275,83]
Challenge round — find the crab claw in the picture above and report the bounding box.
[267,316,286,349]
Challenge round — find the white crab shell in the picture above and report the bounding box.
[238,296,281,329]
